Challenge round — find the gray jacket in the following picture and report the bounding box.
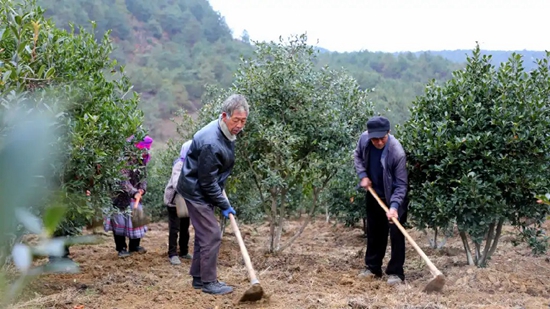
[164,160,183,207]
[353,132,408,210]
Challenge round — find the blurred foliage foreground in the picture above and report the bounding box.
[0,111,96,308]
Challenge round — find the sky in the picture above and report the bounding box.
[207,0,549,53]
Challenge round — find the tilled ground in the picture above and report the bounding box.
[11,218,550,309]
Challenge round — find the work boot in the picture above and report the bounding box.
[387,275,404,285]
[202,281,233,295]
[192,277,226,289]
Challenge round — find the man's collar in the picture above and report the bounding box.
[219,116,237,141]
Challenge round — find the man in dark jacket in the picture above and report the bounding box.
[353,116,409,285]
[176,94,249,295]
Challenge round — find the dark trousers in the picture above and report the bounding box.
[365,191,407,280]
[114,234,141,252]
[167,206,191,257]
[185,199,222,283]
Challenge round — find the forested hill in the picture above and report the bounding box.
[38,0,252,139]
[35,0,544,141]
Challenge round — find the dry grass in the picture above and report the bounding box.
[9,217,550,309]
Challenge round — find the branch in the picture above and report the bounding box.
[488,218,504,258]
[479,222,496,266]
[274,188,288,251]
[474,242,481,265]
[244,151,266,204]
[22,77,52,82]
[277,187,320,253]
[459,230,475,265]
[268,188,278,252]
[433,227,438,249]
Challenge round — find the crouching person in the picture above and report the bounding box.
[105,135,152,257]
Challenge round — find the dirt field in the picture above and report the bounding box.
[12,217,550,309]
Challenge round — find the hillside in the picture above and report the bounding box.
[38,0,252,140]
[36,0,546,141]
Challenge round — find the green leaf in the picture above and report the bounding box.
[9,25,19,40]
[45,67,55,78]
[2,70,12,83]
[37,65,46,77]
[43,204,67,236]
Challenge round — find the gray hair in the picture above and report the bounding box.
[222,94,249,117]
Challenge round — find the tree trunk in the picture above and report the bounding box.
[274,188,288,252]
[478,222,496,267]
[488,218,504,258]
[474,242,481,264]
[268,188,278,252]
[432,227,438,249]
[459,230,475,265]
[277,188,320,253]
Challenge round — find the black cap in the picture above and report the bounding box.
[367,116,390,138]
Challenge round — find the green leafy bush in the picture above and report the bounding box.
[399,45,550,266]
[0,111,96,308]
[1,0,145,237]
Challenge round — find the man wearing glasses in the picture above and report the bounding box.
[353,116,409,285]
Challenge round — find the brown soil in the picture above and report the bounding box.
[12,218,550,309]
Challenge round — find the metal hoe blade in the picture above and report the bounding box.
[239,283,264,303]
[423,274,445,293]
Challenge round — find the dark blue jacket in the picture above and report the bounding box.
[176,119,234,210]
[353,132,408,210]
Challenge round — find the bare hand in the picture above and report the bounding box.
[360,177,372,189]
[386,208,398,224]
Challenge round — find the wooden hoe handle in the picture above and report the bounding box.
[229,213,260,285]
[367,187,443,277]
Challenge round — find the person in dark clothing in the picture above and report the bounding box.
[104,135,152,258]
[176,94,249,295]
[164,140,193,265]
[353,116,409,285]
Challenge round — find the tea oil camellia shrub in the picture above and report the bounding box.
[399,45,550,266]
[185,34,373,253]
[0,0,145,236]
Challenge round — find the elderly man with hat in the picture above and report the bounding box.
[353,116,409,285]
